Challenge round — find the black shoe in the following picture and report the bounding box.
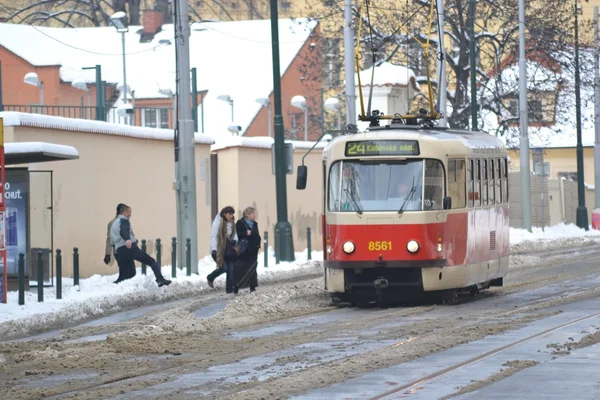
[157,278,172,287]
[233,286,239,294]
[250,286,256,292]
[114,279,123,284]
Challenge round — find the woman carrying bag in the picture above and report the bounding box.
[234,206,261,293]
[206,206,239,293]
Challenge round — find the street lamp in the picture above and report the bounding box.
[291,95,308,141]
[256,97,273,138]
[324,97,341,129]
[110,11,129,124]
[574,0,589,229]
[24,72,44,106]
[72,79,92,119]
[217,94,234,121]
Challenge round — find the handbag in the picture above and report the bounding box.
[238,238,249,255]
[225,239,238,259]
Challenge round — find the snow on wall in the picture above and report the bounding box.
[5,142,79,158]
[0,112,214,144]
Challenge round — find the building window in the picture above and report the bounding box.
[558,172,578,181]
[528,99,543,122]
[280,1,291,9]
[509,99,518,117]
[143,108,170,129]
[195,0,203,6]
[143,109,157,128]
[159,109,170,129]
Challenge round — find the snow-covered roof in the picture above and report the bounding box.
[0,112,214,144]
[0,19,317,137]
[210,134,329,152]
[355,62,421,91]
[5,142,79,164]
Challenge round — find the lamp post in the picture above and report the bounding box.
[324,97,341,129]
[217,94,234,121]
[24,72,44,108]
[256,98,273,137]
[72,79,92,119]
[269,0,294,262]
[110,11,129,124]
[291,95,308,141]
[574,0,589,229]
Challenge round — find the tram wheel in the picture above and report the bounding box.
[440,290,459,305]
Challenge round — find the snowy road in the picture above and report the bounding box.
[2,237,600,399]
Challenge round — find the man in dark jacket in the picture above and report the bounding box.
[105,203,135,283]
[110,204,171,287]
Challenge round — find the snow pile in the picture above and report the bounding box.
[0,248,322,338]
[510,223,600,245]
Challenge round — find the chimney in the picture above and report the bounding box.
[141,10,162,42]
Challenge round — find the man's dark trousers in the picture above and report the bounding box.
[117,244,166,281]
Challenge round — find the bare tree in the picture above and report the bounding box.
[5,0,160,27]
[303,0,591,143]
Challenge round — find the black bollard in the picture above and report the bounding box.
[141,239,147,275]
[37,251,43,302]
[171,237,177,279]
[18,253,25,305]
[307,226,312,261]
[156,238,162,269]
[56,249,62,300]
[73,248,79,286]
[186,238,191,276]
[264,231,269,268]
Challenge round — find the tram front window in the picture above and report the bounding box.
[328,160,444,212]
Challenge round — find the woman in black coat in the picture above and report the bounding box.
[234,206,261,293]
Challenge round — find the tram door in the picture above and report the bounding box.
[29,171,53,287]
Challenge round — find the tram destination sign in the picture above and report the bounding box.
[345,140,420,157]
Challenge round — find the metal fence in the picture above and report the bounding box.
[4,105,176,130]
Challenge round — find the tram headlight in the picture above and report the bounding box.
[406,240,420,253]
[342,241,355,254]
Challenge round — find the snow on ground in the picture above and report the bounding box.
[510,223,600,245]
[1,223,600,335]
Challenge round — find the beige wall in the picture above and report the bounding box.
[215,143,325,252]
[508,147,595,181]
[7,125,213,278]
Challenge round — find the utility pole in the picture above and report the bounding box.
[436,0,447,128]
[269,0,295,262]
[518,0,532,232]
[468,0,477,130]
[594,6,600,210]
[344,0,356,126]
[174,0,199,270]
[574,0,589,230]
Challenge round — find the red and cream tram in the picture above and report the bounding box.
[299,125,509,303]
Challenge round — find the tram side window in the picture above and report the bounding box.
[468,160,474,207]
[474,159,481,207]
[488,159,495,205]
[481,159,488,206]
[424,160,444,210]
[502,158,509,203]
[448,159,466,208]
[495,159,502,204]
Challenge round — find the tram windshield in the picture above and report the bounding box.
[328,159,445,212]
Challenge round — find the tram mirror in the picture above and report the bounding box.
[296,166,308,190]
[443,196,452,210]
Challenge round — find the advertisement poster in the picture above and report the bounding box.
[4,169,29,277]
